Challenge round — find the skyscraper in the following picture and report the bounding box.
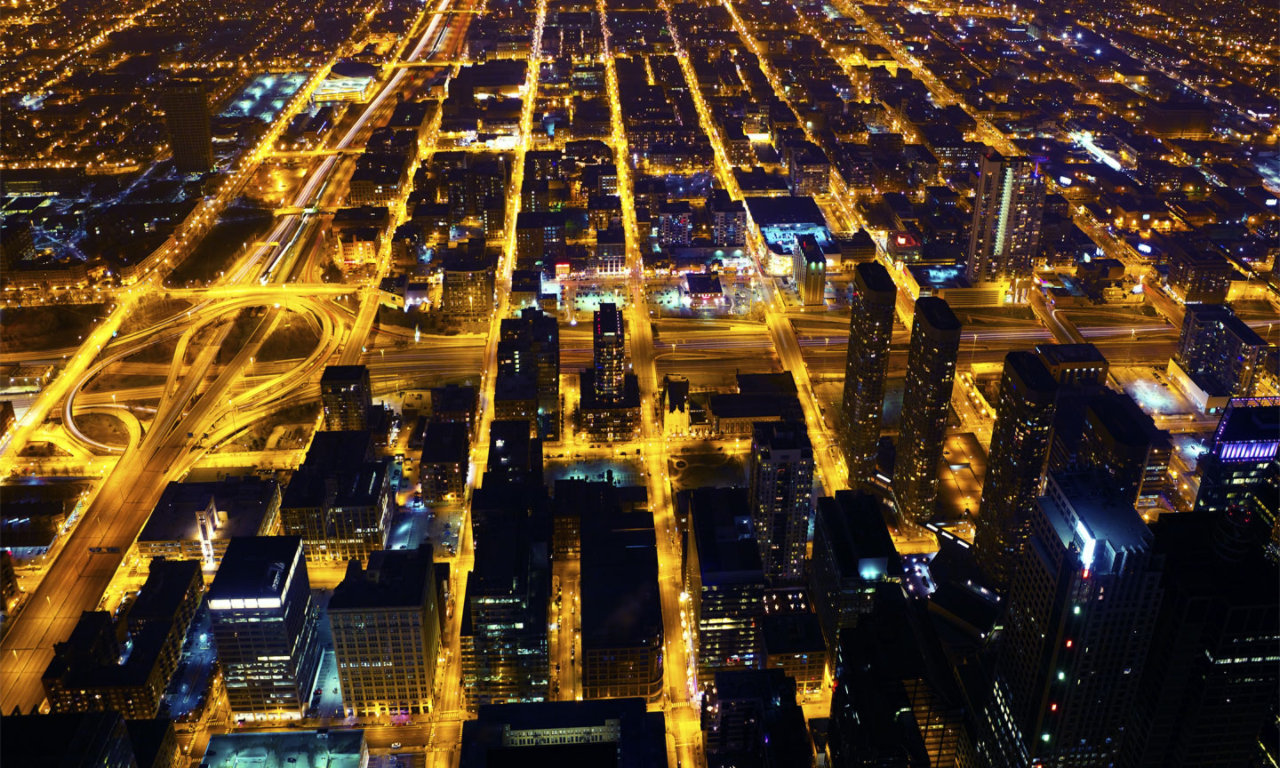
[684,487,766,681]
[329,545,440,718]
[966,151,1045,291]
[808,491,900,658]
[1172,303,1267,399]
[894,297,961,525]
[1124,510,1278,768]
[498,307,561,440]
[593,302,625,403]
[840,261,897,487]
[748,421,815,584]
[974,351,1057,588]
[320,365,372,431]
[161,79,214,174]
[208,537,321,719]
[1193,398,1280,515]
[992,473,1162,767]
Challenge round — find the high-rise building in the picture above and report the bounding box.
[966,151,1045,291]
[2,712,150,768]
[1077,389,1172,508]
[1035,343,1111,473]
[280,431,393,562]
[974,351,1057,588]
[580,494,664,702]
[749,421,816,584]
[486,419,543,487]
[1192,398,1280,516]
[841,261,898,487]
[684,487,766,682]
[498,307,560,440]
[808,491,901,658]
[208,537,321,719]
[828,587,975,768]
[592,302,625,403]
[329,545,441,718]
[701,669,815,768]
[894,297,961,525]
[992,473,1162,767]
[319,365,372,431]
[462,480,551,709]
[1123,511,1278,768]
[1171,303,1267,400]
[161,79,213,174]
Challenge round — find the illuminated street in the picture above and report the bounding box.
[2,0,1277,765]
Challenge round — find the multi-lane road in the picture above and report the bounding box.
[0,0,474,719]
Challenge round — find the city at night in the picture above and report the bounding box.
[0,0,1277,763]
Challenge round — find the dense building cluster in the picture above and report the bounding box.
[1,0,1277,765]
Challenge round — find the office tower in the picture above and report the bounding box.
[828,588,973,768]
[580,303,640,441]
[684,487,766,682]
[580,490,663,702]
[2,712,144,768]
[461,699,668,767]
[1078,389,1172,508]
[992,473,1162,767]
[42,559,203,719]
[894,297,961,525]
[1193,399,1280,515]
[279,431,393,561]
[1034,343,1111,472]
[498,307,561,440]
[320,365,372,431]
[592,302,625,402]
[419,421,470,502]
[966,151,1045,289]
[1167,247,1233,304]
[749,421,816,584]
[441,249,496,321]
[702,669,815,768]
[1172,303,1267,399]
[485,419,543,487]
[208,537,321,719]
[793,233,827,306]
[161,79,213,174]
[974,352,1057,588]
[1033,343,1109,389]
[841,262,897,487]
[808,491,901,658]
[760,608,827,697]
[329,545,441,718]
[1124,511,1278,767]
[462,480,551,709]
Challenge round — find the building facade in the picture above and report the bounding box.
[208,537,321,719]
[893,297,961,524]
[974,351,1057,588]
[840,261,897,487]
[748,421,816,584]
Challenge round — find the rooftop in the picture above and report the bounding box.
[207,536,304,603]
[913,296,961,332]
[200,729,367,768]
[330,545,435,612]
[139,476,279,544]
[1042,472,1152,575]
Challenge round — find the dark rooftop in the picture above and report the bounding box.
[207,536,304,602]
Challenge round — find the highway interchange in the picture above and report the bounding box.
[2,0,1275,764]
